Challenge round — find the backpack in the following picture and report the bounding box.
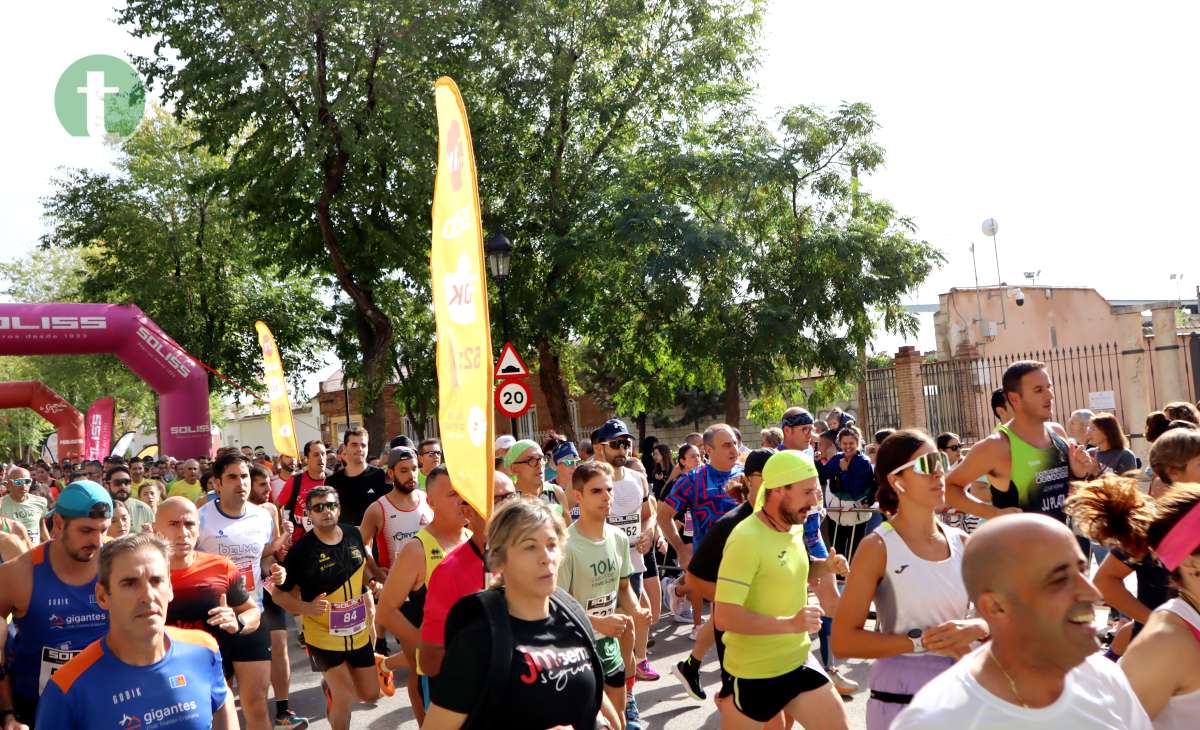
[442,587,604,730]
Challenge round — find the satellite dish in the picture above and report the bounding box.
[982,218,999,237]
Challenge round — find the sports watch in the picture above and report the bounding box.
[907,628,926,654]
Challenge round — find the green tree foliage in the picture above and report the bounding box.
[40,108,329,401]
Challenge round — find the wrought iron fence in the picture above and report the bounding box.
[935,344,1124,442]
[864,366,900,432]
[1183,332,1200,404]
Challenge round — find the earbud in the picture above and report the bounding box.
[893,481,906,493]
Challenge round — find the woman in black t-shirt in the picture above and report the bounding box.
[424,499,616,730]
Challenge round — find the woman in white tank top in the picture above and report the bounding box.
[830,429,989,729]
[1071,478,1200,729]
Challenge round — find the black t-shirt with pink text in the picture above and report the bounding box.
[432,607,599,729]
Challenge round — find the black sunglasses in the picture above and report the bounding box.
[110,477,133,486]
[605,439,633,450]
[945,445,961,452]
[309,502,340,513]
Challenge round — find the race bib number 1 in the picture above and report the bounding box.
[39,646,82,693]
[328,596,367,636]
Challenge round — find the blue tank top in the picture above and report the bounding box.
[11,543,109,699]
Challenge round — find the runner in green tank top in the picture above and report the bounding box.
[946,361,1095,522]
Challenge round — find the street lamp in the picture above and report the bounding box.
[485,232,519,439]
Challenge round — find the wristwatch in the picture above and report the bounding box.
[907,628,926,654]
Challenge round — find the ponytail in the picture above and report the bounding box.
[1065,475,1153,557]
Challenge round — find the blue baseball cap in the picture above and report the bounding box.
[590,418,632,444]
[54,480,114,519]
[553,441,580,464]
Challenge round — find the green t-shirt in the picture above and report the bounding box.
[558,521,632,679]
[0,494,47,543]
[122,497,156,533]
[715,514,812,679]
[167,479,203,502]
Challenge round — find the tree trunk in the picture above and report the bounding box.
[537,337,575,441]
[635,412,647,445]
[724,365,740,429]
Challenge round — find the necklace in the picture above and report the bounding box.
[988,649,1029,708]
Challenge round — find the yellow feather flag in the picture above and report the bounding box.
[430,77,494,518]
[254,320,300,459]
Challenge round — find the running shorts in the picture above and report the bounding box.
[306,642,375,673]
[732,662,829,722]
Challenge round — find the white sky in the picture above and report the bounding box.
[3,1,1198,366]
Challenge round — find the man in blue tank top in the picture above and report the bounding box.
[35,533,236,729]
[0,481,113,728]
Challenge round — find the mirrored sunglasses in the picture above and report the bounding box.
[889,451,949,476]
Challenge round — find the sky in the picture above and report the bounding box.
[3,1,1199,381]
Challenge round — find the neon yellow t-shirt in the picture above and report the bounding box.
[167,479,203,502]
[715,515,812,679]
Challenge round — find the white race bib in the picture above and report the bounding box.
[39,646,82,693]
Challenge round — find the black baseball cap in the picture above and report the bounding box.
[743,448,775,476]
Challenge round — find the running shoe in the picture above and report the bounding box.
[375,653,396,697]
[829,667,859,696]
[624,692,644,730]
[660,576,677,612]
[273,710,310,730]
[672,659,707,700]
[635,659,660,681]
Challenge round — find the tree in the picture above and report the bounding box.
[40,108,329,400]
[118,0,468,448]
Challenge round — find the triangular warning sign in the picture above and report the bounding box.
[494,342,530,379]
[492,340,530,379]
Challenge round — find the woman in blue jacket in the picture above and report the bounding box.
[819,426,882,559]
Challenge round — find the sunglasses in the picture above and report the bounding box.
[9,478,32,487]
[110,478,133,487]
[309,502,340,513]
[889,451,950,476]
[420,450,443,458]
[494,491,518,505]
[516,455,545,466]
[945,445,961,452]
[557,457,580,467]
[605,439,633,450]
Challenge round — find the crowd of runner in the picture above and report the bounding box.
[1,359,1199,728]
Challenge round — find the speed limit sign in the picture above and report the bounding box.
[495,379,532,418]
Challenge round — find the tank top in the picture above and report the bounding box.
[873,520,970,651]
[535,482,563,515]
[1150,598,1200,730]
[11,543,109,699]
[402,527,470,669]
[993,424,1070,522]
[609,469,646,573]
[374,490,434,569]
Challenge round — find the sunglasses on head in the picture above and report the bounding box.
[309,501,339,513]
[889,451,950,476]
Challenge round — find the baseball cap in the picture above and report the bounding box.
[743,448,775,477]
[387,446,417,469]
[591,418,632,444]
[55,480,114,519]
[495,435,517,451]
[755,450,819,512]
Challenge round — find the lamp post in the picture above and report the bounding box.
[485,232,519,439]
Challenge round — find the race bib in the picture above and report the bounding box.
[302,514,314,532]
[585,593,616,618]
[39,646,82,693]
[683,513,694,537]
[238,561,257,592]
[609,513,640,539]
[328,596,367,636]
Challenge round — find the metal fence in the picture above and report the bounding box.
[936,344,1124,442]
[864,366,900,432]
[1183,332,1200,404]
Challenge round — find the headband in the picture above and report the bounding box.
[502,439,540,469]
[782,411,814,427]
[1156,501,1200,571]
[754,450,819,512]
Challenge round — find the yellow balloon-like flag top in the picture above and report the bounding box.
[431,77,494,518]
[255,320,300,460]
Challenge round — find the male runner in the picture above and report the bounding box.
[0,481,111,728]
[325,428,387,527]
[197,452,283,730]
[715,450,850,729]
[273,487,380,730]
[559,460,644,728]
[946,361,1093,522]
[377,465,469,722]
[503,439,571,522]
[167,459,204,502]
[893,515,1151,728]
[35,533,238,729]
[419,471,515,678]
[127,458,152,496]
[0,467,47,544]
[657,423,742,700]
[592,418,657,718]
[359,447,433,575]
[276,440,328,544]
[104,464,156,534]
[416,438,441,491]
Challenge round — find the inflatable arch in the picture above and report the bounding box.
[0,381,85,462]
[0,304,211,459]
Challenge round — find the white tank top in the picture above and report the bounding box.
[197,500,275,605]
[873,520,970,652]
[374,490,433,569]
[1150,598,1200,730]
[608,469,647,573]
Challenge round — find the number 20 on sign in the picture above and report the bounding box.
[495,379,532,418]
